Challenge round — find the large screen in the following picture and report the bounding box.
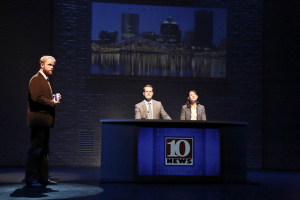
[138,127,220,176]
[91,2,227,78]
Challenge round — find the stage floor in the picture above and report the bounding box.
[1,167,300,200]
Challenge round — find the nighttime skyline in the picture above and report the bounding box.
[91,2,227,78]
[92,2,227,45]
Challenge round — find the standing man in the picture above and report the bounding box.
[135,85,171,120]
[25,56,61,187]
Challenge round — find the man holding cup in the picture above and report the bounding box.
[25,56,61,187]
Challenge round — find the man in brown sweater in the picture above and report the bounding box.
[25,56,61,187]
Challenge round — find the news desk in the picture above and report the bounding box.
[100,119,248,184]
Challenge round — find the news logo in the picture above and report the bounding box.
[165,137,193,165]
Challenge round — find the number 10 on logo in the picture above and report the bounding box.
[165,138,193,165]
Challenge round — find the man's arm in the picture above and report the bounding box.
[160,104,171,120]
[29,76,55,107]
[135,105,142,119]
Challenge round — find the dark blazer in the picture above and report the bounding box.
[135,99,171,119]
[180,104,206,120]
[27,72,55,127]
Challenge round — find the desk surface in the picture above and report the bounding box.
[100,119,248,127]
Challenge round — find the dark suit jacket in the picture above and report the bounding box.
[27,72,55,127]
[180,104,206,120]
[135,99,171,119]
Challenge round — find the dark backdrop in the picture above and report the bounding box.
[0,0,53,167]
[0,0,299,170]
[263,0,300,170]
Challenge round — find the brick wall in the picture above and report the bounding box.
[0,0,268,169]
[51,0,264,168]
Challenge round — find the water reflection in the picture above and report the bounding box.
[91,52,225,78]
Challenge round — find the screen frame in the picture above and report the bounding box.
[88,0,232,83]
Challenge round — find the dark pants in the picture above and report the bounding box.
[25,127,50,183]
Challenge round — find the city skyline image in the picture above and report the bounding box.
[91,2,228,78]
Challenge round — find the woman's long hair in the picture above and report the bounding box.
[186,90,199,108]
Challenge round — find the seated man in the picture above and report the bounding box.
[135,85,171,120]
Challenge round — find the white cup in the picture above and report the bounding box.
[55,93,60,101]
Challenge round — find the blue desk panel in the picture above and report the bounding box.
[138,127,220,176]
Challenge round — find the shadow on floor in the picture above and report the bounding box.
[1,167,300,200]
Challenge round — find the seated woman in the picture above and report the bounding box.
[180,90,206,120]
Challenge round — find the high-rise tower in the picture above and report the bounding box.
[121,13,139,40]
[160,16,181,44]
[194,10,213,48]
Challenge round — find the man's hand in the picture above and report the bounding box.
[53,93,62,105]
